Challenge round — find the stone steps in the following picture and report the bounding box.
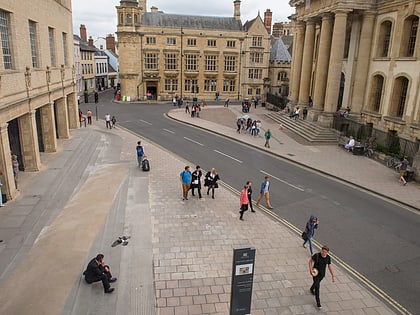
[265,112,338,144]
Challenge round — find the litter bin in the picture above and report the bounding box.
[405,170,415,182]
[352,146,364,156]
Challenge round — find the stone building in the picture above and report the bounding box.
[269,37,292,97]
[0,0,78,200]
[116,0,270,101]
[288,0,420,145]
[77,25,97,96]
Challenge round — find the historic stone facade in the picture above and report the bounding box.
[116,0,270,102]
[0,0,77,200]
[289,0,420,144]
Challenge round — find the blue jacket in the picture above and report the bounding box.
[260,180,269,194]
[305,214,318,238]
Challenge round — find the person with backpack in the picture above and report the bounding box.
[309,246,335,309]
[136,141,144,167]
[302,214,319,255]
[180,166,192,201]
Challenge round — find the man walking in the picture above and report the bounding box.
[86,109,92,125]
[180,166,191,200]
[309,246,335,309]
[105,113,112,129]
[136,141,144,167]
[264,129,272,148]
[256,176,273,209]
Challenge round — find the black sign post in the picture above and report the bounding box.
[230,247,256,315]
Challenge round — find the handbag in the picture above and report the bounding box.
[301,231,308,241]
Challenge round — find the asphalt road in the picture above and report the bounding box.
[80,92,420,314]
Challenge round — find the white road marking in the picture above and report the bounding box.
[214,150,243,163]
[139,119,152,125]
[184,137,204,146]
[163,128,175,134]
[260,170,305,191]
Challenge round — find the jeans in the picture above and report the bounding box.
[303,236,314,254]
[310,275,324,306]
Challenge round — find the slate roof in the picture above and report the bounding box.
[73,35,97,52]
[270,37,292,62]
[141,12,243,31]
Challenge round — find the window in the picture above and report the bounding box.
[277,71,287,81]
[227,40,236,47]
[252,36,262,47]
[165,53,178,70]
[224,55,237,72]
[256,88,261,95]
[247,88,253,95]
[146,37,156,44]
[205,55,218,71]
[390,77,409,118]
[184,79,198,92]
[250,52,263,63]
[204,79,217,91]
[0,10,13,70]
[228,79,236,92]
[401,16,418,57]
[185,54,198,71]
[167,37,176,45]
[377,21,392,57]
[248,68,262,79]
[29,20,38,68]
[144,53,158,70]
[187,38,196,46]
[370,75,384,112]
[164,79,178,91]
[207,39,216,47]
[62,32,68,66]
[48,27,56,67]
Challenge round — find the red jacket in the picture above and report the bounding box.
[240,188,249,206]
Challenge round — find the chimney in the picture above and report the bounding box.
[80,24,87,42]
[88,36,94,47]
[264,9,272,34]
[150,6,158,13]
[106,34,116,53]
[234,0,241,21]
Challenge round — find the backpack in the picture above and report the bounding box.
[137,146,144,156]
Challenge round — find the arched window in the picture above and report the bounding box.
[377,21,392,57]
[400,16,418,57]
[390,76,409,118]
[370,75,384,112]
[119,13,123,24]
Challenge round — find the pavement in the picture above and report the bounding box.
[0,101,417,315]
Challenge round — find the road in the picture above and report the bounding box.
[80,91,420,314]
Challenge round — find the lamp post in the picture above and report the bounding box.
[180,27,184,99]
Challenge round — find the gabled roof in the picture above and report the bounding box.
[270,37,292,62]
[141,12,243,31]
[73,35,97,52]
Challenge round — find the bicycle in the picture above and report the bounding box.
[363,143,374,158]
[386,156,401,168]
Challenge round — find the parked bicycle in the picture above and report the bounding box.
[386,156,401,168]
[363,143,374,158]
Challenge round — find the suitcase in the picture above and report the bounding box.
[141,159,150,172]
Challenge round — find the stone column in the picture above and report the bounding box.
[313,14,333,110]
[0,123,16,200]
[67,92,79,130]
[40,103,57,153]
[298,20,316,104]
[324,10,349,113]
[55,97,70,139]
[18,111,41,172]
[290,21,305,103]
[351,11,375,113]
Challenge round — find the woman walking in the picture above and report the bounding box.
[303,214,319,255]
[239,185,249,220]
[204,168,220,199]
[246,181,255,212]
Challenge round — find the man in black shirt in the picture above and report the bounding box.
[309,245,335,308]
[83,254,117,294]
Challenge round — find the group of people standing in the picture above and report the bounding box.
[236,117,262,136]
[180,166,220,200]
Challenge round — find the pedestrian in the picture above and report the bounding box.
[11,155,19,190]
[302,214,319,255]
[397,156,409,186]
[185,102,190,114]
[256,176,273,209]
[83,254,117,294]
[77,95,81,105]
[79,110,83,126]
[239,185,249,220]
[303,107,308,120]
[190,165,202,199]
[105,113,112,129]
[94,91,99,103]
[0,171,4,207]
[246,181,255,212]
[86,109,92,125]
[264,129,272,148]
[180,166,192,201]
[136,141,144,166]
[111,116,117,128]
[204,168,220,199]
[309,245,335,309]
[224,98,230,107]
[236,117,242,133]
